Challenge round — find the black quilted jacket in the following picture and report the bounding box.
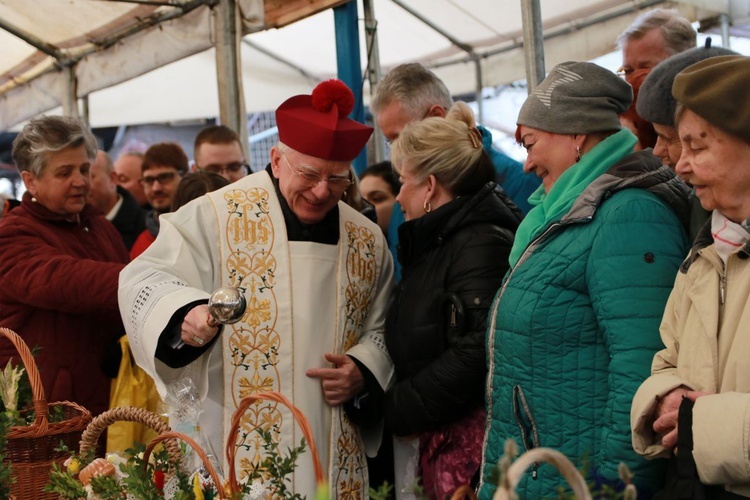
[384,182,521,436]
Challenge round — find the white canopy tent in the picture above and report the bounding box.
[0,0,744,132]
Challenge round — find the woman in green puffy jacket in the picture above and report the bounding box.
[478,61,691,499]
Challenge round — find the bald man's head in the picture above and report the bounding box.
[89,150,119,214]
[114,152,148,207]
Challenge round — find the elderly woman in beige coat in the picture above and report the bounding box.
[631,55,750,498]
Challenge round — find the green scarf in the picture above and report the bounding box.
[509,129,637,268]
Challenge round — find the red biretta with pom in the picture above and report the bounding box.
[276,79,373,162]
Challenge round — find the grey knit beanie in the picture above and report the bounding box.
[517,61,632,134]
[637,43,738,126]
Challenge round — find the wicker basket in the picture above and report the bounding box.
[78,406,181,461]
[225,391,325,496]
[447,447,593,499]
[145,391,324,498]
[493,447,591,500]
[451,485,478,499]
[144,431,224,496]
[0,327,92,500]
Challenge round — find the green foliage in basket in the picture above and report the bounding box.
[367,479,427,500]
[0,355,66,426]
[45,442,98,499]
[0,361,24,417]
[116,445,174,500]
[244,427,308,499]
[90,473,125,499]
[45,441,219,500]
[46,461,88,499]
[47,423,319,499]
[368,480,395,500]
[0,412,14,498]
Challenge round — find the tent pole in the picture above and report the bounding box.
[473,55,484,125]
[363,0,385,163]
[242,39,321,83]
[334,1,368,173]
[521,0,546,93]
[81,95,90,130]
[214,0,250,162]
[62,65,79,119]
[0,17,65,60]
[720,13,731,48]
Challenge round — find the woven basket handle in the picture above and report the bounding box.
[451,485,477,499]
[79,406,180,462]
[493,447,592,500]
[225,391,325,495]
[144,431,225,499]
[0,327,50,434]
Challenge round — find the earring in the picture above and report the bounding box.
[31,196,38,203]
[575,146,582,163]
[423,200,431,213]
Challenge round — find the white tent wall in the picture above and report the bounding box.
[88,42,318,127]
[474,14,639,89]
[0,0,265,130]
[0,8,217,128]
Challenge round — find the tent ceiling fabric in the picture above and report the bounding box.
[0,0,266,130]
[0,0,731,130]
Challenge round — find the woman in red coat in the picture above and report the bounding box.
[0,116,128,419]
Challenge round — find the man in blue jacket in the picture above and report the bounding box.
[371,63,538,280]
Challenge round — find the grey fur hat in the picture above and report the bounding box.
[517,61,632,134]
[637,43,738,126]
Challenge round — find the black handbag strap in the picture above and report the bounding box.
[675,396,697,480]
[664,396,746,500]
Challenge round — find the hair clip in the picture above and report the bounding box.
[468,127,482,149]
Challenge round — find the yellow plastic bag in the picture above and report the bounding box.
[106,336,163,452]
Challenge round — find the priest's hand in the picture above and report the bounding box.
[181,304,219,348]
[306,353,364,406]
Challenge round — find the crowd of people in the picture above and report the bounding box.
[1,7,749,499]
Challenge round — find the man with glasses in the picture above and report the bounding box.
[193,125,249,182]
[616,8,696,85]
[371,63,538,283]
[635,42,737,240]
[129,142,187,258]
[616,8,697,150]
[372,63,538,215]
[120,79,394,498]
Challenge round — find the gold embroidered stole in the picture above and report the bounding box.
[212,171,379,498]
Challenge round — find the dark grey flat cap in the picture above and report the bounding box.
[637,44,738,126]
[517,61,632,135]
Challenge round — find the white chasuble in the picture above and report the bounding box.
[121,170,394,499]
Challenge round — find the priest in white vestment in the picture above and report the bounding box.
[119,79,395,498]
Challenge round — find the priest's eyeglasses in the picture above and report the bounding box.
[281,152,352,192]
